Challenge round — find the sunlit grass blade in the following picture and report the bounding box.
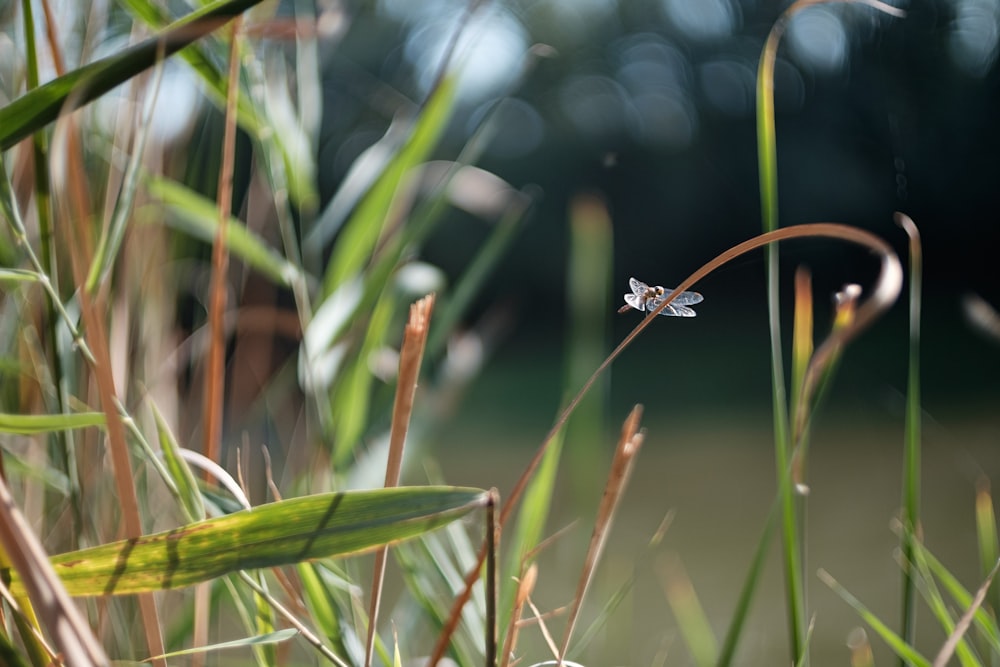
[150,401,204,524]
[297,561,364,664]
[794,617,816,667]
[906,528,981,667]
[819,568,931,667]
[659,554,718,667]
[0,269,43,283]
[0,411,105,434]
[395,529,486,667]
[145,628,298,661]
[144,177,304,287]
[932,559,1000,667]
[905,528,1000,652]
[791,267,813,410]
[974,482,1000,617]
[3,486,487,597]
[85,51,164,293]
[756,8,800,656]
[717,498,780,667]
[329,290,397,463]
[319,73,458,299]
[0,0,269,151]
[501,427,564,626]
[790,267,813,490]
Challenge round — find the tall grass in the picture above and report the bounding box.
[0,1,996,666]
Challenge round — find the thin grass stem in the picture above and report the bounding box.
[897,212,923,663]
[365,295,436,667]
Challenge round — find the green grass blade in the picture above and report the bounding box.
[144,176,304,287]
[149,401,204,524]
[0,412,105,434]
[297,562,361,663]
[328,290,397,463]
[85,58,163,293]
[756,12,801,660]
[395,532,484,667]
[975,483,1000,617]
[897,213,923,660]
[4,486,487,597]
[907,531,981,667]
[319,73,458,299]
[0,269,42,283]
[913,535,1000,652]
[661,555,718,667]
[501,427,564,628]
[717,498,780,667]
[0,0,268,151]
[147,628,298,661]
[818,569,932,667]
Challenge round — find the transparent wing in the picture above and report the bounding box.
[623,293,645,311]
[628,277,647,296]
[646,290,700,317]
[661,288,704,306]
[657,303,697,318]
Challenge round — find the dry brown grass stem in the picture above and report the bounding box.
[500,564,538,667]
[557,405,645,664]
[427,221,902,667]
[932,558,1000,667]
[365,294,436,667]
[194,19,243,667]
[51,110,167,664]
[202,16,243,473]
[0,475,107,665]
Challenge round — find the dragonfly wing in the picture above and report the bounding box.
[628,277,647,296]
[664,289,704,306]
[658,303,697,317]
[624,293,645,311]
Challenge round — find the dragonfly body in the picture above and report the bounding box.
[620,277,703,317]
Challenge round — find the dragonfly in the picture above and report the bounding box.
[619,277,703,318]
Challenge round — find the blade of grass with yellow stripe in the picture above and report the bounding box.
[2,486,487,597]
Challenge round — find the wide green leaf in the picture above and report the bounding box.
[0,0,268,151]
[3,486,487,597]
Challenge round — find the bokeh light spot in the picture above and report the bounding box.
[660,0,741,41]
[787,7,848,73]
[699,58,755,117]
[559,75,633,138]
[468,98,546,159]
[949,0,1000,77]
[630,91,697,149]
[403,8,528,103]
